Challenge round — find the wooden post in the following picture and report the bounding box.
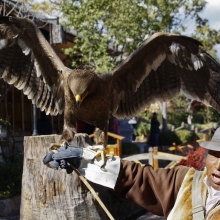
[153,147,158,169]
[20,135,142,220]
[203,134,207,141]
[116,139,121,157]
[148,147,153,167]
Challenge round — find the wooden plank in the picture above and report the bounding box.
[153,152,185,161]
[123,152,185,162]
[123,153,150,161]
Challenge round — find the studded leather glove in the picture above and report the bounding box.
[43,145,121,189]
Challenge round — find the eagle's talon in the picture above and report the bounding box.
[92,148,107,169]
[50,143,61,151]
[91,156,95,164]
[100,166,107,172]
[109,155,116,161]
[50,141,69,151]
[61,141,69,148]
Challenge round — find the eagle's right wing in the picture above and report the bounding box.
[0,16,67,115]
[110,32,220,119]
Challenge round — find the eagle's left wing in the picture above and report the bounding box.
[0,16,67,115]
[110,32,220,118]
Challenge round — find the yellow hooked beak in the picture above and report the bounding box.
[75,94,82,108]
[75,91,88,108]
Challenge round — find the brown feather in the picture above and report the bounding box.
[0,16,220,147]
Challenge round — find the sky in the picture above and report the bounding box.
[199,0,220,57]
[200,0,220,30]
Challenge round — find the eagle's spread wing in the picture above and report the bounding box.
[0,16,66,115]
[111,32,220,118]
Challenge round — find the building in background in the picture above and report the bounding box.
[0,0,76,136]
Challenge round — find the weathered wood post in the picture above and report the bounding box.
[20,135,143,220]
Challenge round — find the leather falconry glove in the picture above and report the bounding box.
[43,146,121,189]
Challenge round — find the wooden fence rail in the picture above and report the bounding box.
[123,147,185,169]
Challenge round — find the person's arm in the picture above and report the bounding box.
[114,160,189,217]
[43,146,189,217]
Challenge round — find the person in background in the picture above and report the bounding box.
[37,111,52,135]
[149,112,160,146]
[113,118,120,135]
[128,117,137,141]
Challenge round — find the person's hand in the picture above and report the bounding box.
[43,145,121,189]
[43,146,83,173]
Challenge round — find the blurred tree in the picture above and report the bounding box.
[191,17,220,60]
[192,106,220,124]
[167,93,191,127]
[30,0,220,76]
[30,0,59,15]
[58,0,217,71]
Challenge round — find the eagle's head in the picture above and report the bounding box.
[68,70,96,108]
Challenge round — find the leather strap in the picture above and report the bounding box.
[192,170,205,220]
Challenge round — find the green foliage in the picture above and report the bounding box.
[0,153,23,199]
[194,122,216,130]
[134,110,151,136]
[0,118,23,198]
[0,118,18,162]
[31,1,57,14]
[191,106,220,125]
[166,93,191,127]
[191,19,220,59]
[193,110,206,124]
[122,142,140,156]
[135,122,150,136]
[0,118,11,129]
[158,130,181,145]
[175,129,198,144]
[158,129,200,146]
[56,0,215,72]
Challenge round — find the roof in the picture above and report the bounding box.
[0,0,76,36]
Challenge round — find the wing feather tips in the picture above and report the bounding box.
[0,39,8,49]
[0,17,64,116]
[168,41,206,72]
[17,38,31,56]
[112,61,182,119]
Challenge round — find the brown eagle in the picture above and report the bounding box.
[0,16,220,162]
